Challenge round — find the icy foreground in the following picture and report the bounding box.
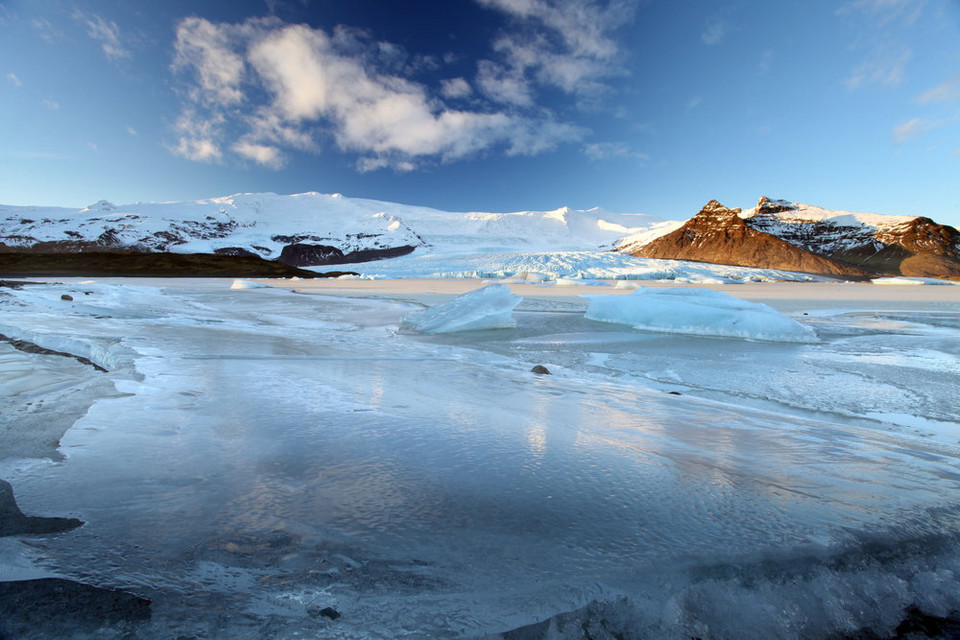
[1,279,959,639]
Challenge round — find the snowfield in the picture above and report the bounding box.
[1,276,958,639]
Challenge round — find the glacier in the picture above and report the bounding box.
[0,277,958,639]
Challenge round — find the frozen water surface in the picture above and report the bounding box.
[1,278,959,639]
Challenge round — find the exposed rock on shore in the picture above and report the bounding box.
[0,251,348,278]
[0,479,82,536]
[0,578,151,638]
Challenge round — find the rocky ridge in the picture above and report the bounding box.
[623,197,960,279]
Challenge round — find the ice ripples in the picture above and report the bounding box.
[1,280,958,639]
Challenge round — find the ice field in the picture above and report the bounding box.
[1,277,959,639]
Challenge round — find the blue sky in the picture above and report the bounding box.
[2,0,960,226]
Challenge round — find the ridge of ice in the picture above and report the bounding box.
[583,287,819,343]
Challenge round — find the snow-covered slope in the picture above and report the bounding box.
[4,191,956,280]
[0,192,669,267]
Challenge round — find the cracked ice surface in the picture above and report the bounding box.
[0,278,958,639]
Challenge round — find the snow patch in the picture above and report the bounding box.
[873,277,959,286]
[230,279,271,289]
[583,287,819,343]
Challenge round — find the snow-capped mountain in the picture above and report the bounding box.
[2,191,958,279]
[621,197,960,279]
[0,192,663,268]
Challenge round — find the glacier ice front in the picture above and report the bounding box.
[583,286,818,342]
[399,283,522,333]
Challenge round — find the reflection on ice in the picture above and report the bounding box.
[0,279,958,639]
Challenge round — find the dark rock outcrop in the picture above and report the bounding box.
[0,578,151,637]
[629,200,871,279]
[278,243,417,267]
[0,251,338,278]
[0,479,82,536]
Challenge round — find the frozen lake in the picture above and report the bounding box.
[1,278,959,639]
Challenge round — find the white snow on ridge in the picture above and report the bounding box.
[740,199,918,229]
[0,192,671,258]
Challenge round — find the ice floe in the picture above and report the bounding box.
[583,286,819,342]
[399,283,522,333]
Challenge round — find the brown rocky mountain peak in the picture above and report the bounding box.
[628,199,872,279]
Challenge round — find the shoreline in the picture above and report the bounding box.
[266,277,960,314]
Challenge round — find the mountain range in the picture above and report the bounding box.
[1,192,957,280]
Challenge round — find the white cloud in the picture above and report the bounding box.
[125,125,137,136]
[845,47,911,90]
[474,0,637,103]
[918,74,960,104]
[440,77,473,99]
[232,141,285,168]
[477,0,633,58]
[892,116,943,143]
[582,141,649,162]
[687,96,702,108]
[6,72,21,87]
[476,59,535,106]
[173,17,247,106]
[31,17,64,44]
[701,18,729,45]
[41,98,59,110]
[170,108,224,163]
[840,0,927,91]
[79,13,130,61]
[837,0,927,26]
[174,137,222,163]
[170,17,588,171]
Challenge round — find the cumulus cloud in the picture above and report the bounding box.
[174,137,222,163]
[172,16,247,106]
[171,108,224,163]
[170,16,588,171]
[476,59,535,106]
[6,72,20,86]
[473,0,637,104]
[440,77,473,99]
[232,141,285,168]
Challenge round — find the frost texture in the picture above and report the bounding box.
[400,284,522,333]
[583,287,818,342]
